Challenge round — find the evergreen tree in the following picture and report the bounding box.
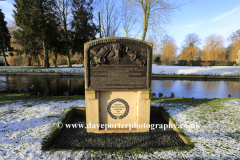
[0,8,12,66]
[153,56,161,65]
[13,0,59,68]
[55,0,98,67]
[71,0,98,59]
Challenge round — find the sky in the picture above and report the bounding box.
[1,0,240,55]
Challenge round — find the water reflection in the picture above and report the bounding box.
[1,75,240,98]
[151,79,240,98]
[0,75,85,96]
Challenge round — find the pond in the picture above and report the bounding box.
[0,75,240,98]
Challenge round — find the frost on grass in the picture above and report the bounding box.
[2,65,240,76]
[152,65,240,76]
[0,68,85,74]
[0,99,239,159]
[0,100,85,159]
[151,99,240,159]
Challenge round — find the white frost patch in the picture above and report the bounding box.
[0,98,239,159]
[151,99,240,159]
[0,100,85,159]
[152,65,240,76]
[0,67,84,74]
[2,65,240,76]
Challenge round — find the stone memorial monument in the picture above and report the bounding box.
[84,37,152,133]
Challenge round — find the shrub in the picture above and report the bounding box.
[227,61,233,66]
[153,56,161,65]
[186,61,192,66]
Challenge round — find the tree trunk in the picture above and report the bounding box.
[141,23,147,41]
[3,52,9,66]
[62,0,72,68]
[43,40,49,68]
[141,10,148,41]
[141,1,150,41]
[67,54,71,67]
[54,53,57,67]
[36,53,40,67]
[1,42,9,66]
[67,79,71,95]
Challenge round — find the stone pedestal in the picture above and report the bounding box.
[84,37,152,133]
[85,90,150,133]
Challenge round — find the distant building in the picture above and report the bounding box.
[236,50,240,66]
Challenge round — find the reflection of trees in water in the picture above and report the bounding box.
[151,80,158,89]
[68,79,71,95]
[7,76,39,92]
[5,76,9,91]
[179,81,193,91]
[70,80,85,95]
[0,75,85,95]
[45,77,51,95]
[226,81,240,93]
[200,81,220,91]
[2,76,240,97]
[161,81,174,88]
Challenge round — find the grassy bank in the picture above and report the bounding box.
[0,94,239,159]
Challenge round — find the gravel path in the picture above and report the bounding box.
[49,115,185,150]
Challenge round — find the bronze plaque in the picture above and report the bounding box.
[107,98,129,119]
[84,38,152,90]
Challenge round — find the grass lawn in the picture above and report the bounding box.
[0,94,239,159]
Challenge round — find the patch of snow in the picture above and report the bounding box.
[150,99,240,159]
[2,65,240,76]
[0,99,239,159]
[152,65,240,76]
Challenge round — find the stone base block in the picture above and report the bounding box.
[85,90,150,133]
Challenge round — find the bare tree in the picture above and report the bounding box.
[121,0,137,37]
[184,33,201,47]
[228,30,240,61]
[228,30,240,42]
[202,34,225,61]
[161,34,175,46]
[145,35,161,61]
[181,45,201,60]
[7,19,21,53]
[98,0,120,37]
[55,0,72,67]
[128,0,184,41]
[161,42,177,61]
[229,38,240,61]
[160,34,177,61]
[181,33,201,60]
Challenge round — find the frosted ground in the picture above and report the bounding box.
[0,65,240,159]
[0,98,239,159]
[1,64,240,76]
